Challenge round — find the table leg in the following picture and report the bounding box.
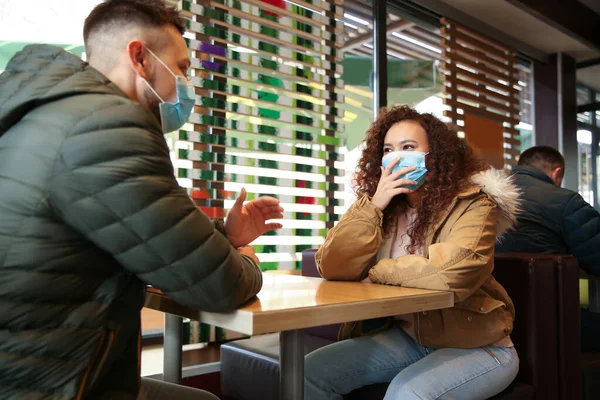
[163,313,183,383]
[280,330,304,400]
[589,280,600,313]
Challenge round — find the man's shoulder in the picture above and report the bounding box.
[515,173,569,195]
[513,173,576,211]
[50,91,162,137]
[47,92,167,164]
[78,92,158,124]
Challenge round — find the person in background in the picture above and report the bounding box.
[0,0,283,398]
[496,145,600,352]
[305,106,520,399]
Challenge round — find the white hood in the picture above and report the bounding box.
[471,168,521,238]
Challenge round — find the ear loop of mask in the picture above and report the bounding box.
[142,47,186,103]
[146,47,192,84]
[146,47,177,79]
[143,78,165,103]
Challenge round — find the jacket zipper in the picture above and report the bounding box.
[338,321,359,341]
[75,327,116,400]
[89,328,116,386]
[483,346,501,365]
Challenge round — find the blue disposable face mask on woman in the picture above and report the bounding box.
[381,150,428,191]
[143,48,195,133]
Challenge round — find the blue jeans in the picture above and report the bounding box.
[305,327,519,400]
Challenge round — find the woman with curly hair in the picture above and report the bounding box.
[305,106,520,399]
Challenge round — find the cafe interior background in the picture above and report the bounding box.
[4,0,600,360]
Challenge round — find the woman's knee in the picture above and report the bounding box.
[304,347,347,400]
[304,348,326,383]
[383,373,426,400]
[383,347,520,400]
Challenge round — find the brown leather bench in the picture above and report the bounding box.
[221,251,580,400]
[493,253,580,400]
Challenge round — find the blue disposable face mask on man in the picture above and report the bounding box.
[143,48,195,133]
[381,150,428,191]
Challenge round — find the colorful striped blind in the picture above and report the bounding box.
[170,0,346,270]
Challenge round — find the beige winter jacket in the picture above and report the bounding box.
[316,169,520,348]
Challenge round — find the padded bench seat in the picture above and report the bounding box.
[221,333,333,400]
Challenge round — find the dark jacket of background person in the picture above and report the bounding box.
[496,165,600,276]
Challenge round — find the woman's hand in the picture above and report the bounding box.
[371,157,417,211]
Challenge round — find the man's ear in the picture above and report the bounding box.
[127,40,150,80]
[550,167,563,186]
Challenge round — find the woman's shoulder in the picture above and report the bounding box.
[458,169,518,201]
[458,168,521,236]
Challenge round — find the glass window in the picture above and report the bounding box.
[595,93,600,128]
[578,130,593,206]
[386,23,443,121]
[518,65,533,126]
[341,8,444,202]
[578,86,591,106]
[578,112,593,124]
[339,9,375,207]
[516,65,533,154]
[517,125,533,153]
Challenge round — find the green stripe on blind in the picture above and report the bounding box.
[186,36,343,75]
[178,128,342,153]
[188,114,341,137]
[177,149,342,175]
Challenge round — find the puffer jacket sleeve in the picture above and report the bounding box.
[369,196,498,302]
[562,193,600,275]
[49,101,262,312]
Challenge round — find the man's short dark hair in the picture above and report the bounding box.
[518,146,565,177]
[84,0,186,57]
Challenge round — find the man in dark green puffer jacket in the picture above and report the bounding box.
[0,0,284,398]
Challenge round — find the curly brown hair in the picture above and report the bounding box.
[354,105,487,251]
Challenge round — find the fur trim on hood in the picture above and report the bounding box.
[471,168,521,239]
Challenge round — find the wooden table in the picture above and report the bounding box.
[145,274,454,400]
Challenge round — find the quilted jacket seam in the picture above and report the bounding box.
[52,103,174,276]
